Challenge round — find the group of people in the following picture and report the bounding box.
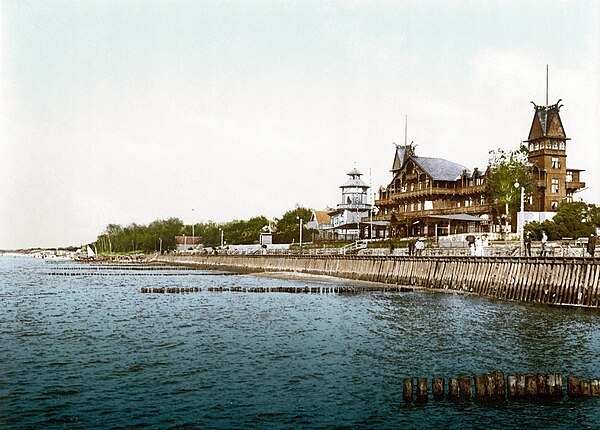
[406,238,425,256]
[466,235,487,257]
[402,231,598,258]
[524,230,597,257]
[524,231,546,257]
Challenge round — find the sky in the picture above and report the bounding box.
[1,0,599,249]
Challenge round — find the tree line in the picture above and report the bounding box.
[93,207,314,254]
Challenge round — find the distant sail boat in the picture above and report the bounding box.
[86,245,96,258]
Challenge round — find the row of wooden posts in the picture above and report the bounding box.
[48,271,201,276]
[163,255,600,308]
[139,285,413,294]
[403,371,600,402]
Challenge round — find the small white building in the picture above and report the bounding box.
[175,235,201,252]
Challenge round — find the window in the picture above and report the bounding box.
[559,142,565,150]
[566,172,573,182]
[551,179,559,193]
[552,157,560,169]
[551,201,558,210]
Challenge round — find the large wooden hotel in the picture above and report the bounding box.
[309,98,586,241]
[373,99,585,239]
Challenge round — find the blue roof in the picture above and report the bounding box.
[413,156,470,181]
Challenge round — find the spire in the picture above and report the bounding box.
[404,114,408,147]
[546,64,549,107]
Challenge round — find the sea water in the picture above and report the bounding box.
[1,256,599,429]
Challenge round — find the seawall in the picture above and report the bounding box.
[159,255,600,308]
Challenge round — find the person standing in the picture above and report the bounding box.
[587,233,597,257]
[540,231,548,257]
[475,237,484,257]
[415,238,425,256]
[525,233,532,257]
[466,235,476,256]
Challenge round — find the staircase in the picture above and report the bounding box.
[341,240,368,255]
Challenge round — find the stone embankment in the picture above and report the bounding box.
[159,254,600,308]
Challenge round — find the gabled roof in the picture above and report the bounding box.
[392,144,415,171]
[413,156,470,181]
[175,236,201,244]
[312,210,331,225]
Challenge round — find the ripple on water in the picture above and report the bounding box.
[1,256,600,429]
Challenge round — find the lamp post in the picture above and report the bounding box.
[514,182,525,256]
[296,216,303,249]
[370,203,379,239]
[219,228,224,247]
[159,237,162,254]
[191,208,195,248]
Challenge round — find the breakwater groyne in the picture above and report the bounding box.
[159,255,600,308]
[401,371,600,402]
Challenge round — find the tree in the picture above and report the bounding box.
[273,206,314,244]
[524,202,597,240]
[94,218,184,254]
[486,145,534,237]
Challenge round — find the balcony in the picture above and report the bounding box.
[375,204,493,221]
[378,184,486,203]
[566,181,586,191]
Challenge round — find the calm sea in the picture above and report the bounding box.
[1,256,599,429]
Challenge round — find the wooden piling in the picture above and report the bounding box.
[432,378,444,400]
[474,371,504,401]
[458,376,472,401]
[417,378,428,402]
[524,374,537,398]
[507,375,517,399]
[403,378,414,402]
[580,379,591,397]
[568,376,581,398]
[448,378,459,400]
[549,373,562,398]
[536,374,547,398]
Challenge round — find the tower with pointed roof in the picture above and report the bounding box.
[525,100,585,212]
